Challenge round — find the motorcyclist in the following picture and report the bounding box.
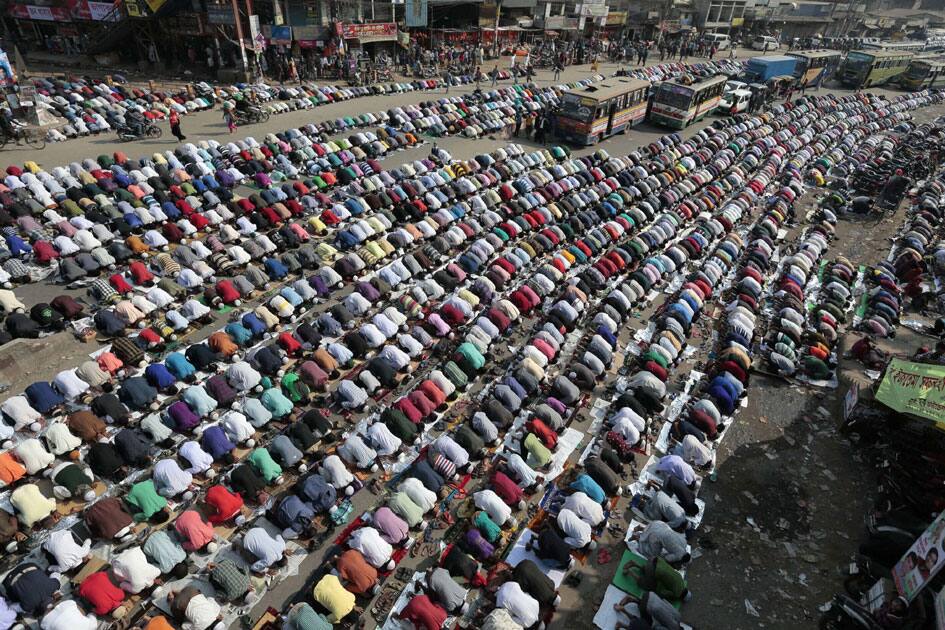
[0,111,18,144]
[126,110,146,137]
[880,168,910,207]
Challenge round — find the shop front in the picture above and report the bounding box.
[340,21,399,59]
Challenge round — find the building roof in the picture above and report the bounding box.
[873,8,945,20]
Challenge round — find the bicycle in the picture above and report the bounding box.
[0,125,46,150]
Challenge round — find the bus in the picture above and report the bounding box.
[838,49,914,89]
[863,40,926,53]
[899,56,945,90]
[553,78,650,145]
[786,49,842,87]
[647,75,727,129]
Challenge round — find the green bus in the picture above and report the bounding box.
[648,75,727,129]
[898,56,945,90]
[838,49,914,89]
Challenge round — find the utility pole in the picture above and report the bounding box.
[230,0,249,79]
[493,0,502,58]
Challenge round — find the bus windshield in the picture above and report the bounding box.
[845,52,873,72]
[559,94,595,123]
[905,62,931,79]
[791,58,810,77]
[655,84,694,110]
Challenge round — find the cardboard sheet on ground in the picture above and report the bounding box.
[544,427,584,481]
[380,571,458,630]
[593,584,632,630]
[505,529,567,587]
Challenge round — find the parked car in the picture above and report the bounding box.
[752,36,780,51]
[704,33,732,51]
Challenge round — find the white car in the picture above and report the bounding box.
[716,88,752,115]
[752,36,779,51]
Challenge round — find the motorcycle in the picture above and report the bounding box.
[233,107,270,125]
[819,593,884,629]
[116,123,162,141]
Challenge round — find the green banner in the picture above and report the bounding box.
[876,358,945,428]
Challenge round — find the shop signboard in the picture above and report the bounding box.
[876,358,945,428]
[892,511,945,602]
[405,0,427,27]
[87,1,119,21]
[294,25,327,47]
[606,11,626,25]
[578,3,608,17]
[270,25,292,44]
[10,4,72,21]
[341,22,397,42]
[206,4,235,24]
[125,0,142,17]
[144,0,167,13]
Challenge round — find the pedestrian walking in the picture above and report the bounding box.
[729,46,736,60]
[553,61,562,81]
[223,107,236,134]
[490,64,499,87]
[168,110,186,142]
[514,107,523,137]
[709,45,717,60]
[443,68,451,93]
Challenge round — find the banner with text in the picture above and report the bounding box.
[341,22,397,42]
[876,359,945,428]
[893,511,945,602]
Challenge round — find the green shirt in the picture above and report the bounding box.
[249,448,283,483]
[288,604,332,630]
[389,492,423,527]
[474,511,501,543]
[524,433,552,467]
[261,388,294,418]
[126,480,167,522]
[651,556,687,601]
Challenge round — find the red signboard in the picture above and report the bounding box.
[9,3,72,21]
[341,22,397,42]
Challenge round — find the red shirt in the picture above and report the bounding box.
[400,594,447,630]
[491,470,523,506]
[206,485,244,524]
[526,418,557,450]
[79,571,125,615]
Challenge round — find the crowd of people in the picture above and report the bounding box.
[0,33,939,630]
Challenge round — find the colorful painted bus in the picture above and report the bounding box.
[554,78,650,145]
[898,56,945,90]
[786,49,842,87]
[647,75,727,129]
[838,49,914,89]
